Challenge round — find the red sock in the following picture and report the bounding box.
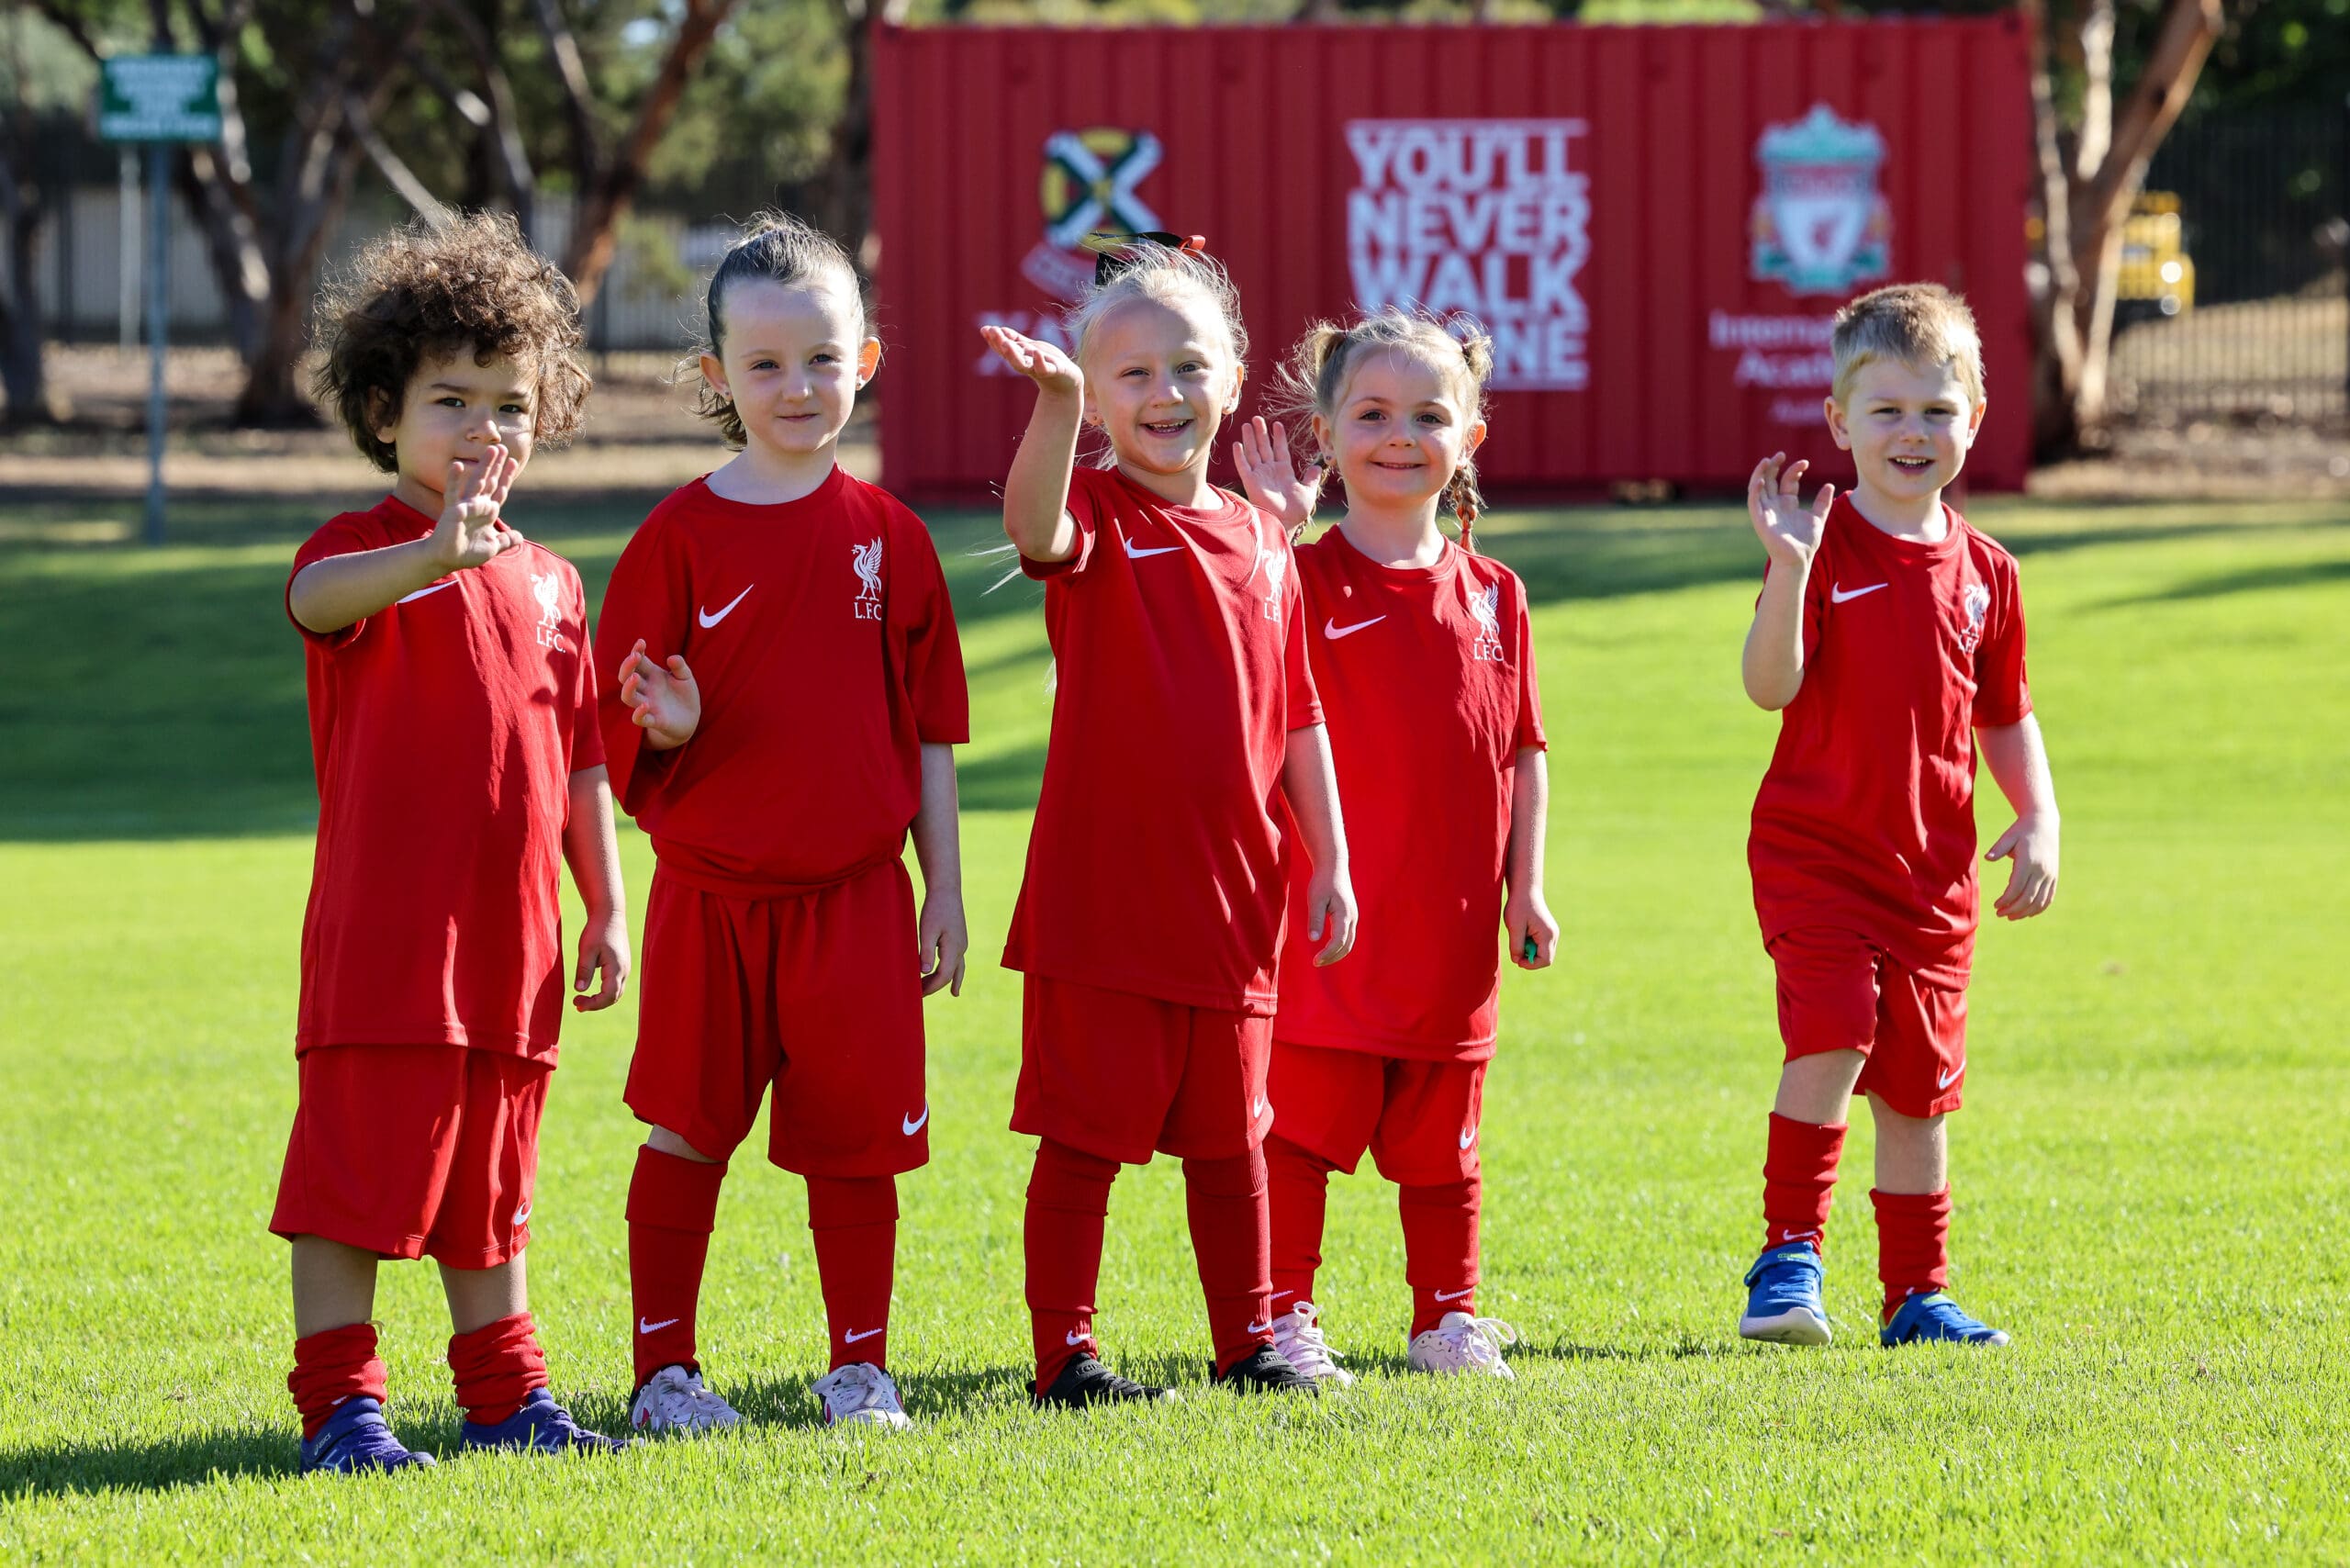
[288,1322,388,1439]
[1873,1186,1953,1319]
[1024,1138,1119,1394]
[627,1146,727,1385]
[1762,1113,1847,1253]
[1401,1174,1481,1338]
[449,1311,548,1428]
[1184,1146,1273,1374]
[1265,1135,1333,1314]
[808,1174,898,1371]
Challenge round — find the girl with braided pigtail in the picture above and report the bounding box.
[1233,307,1555,1383]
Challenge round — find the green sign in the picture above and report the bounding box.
[97,55,221,143]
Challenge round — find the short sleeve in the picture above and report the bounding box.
[286,517,383,650]
[593,513,690,816]
[1973,556,2032,727]
[890,507,971,745]
[1511,579,1548,753]
[1281,543,1323,730]
[568,568,606,772]
[1022,467,1104,579]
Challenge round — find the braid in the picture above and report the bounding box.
[1446,465,1483,554]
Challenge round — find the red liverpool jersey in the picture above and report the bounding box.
[1274,532,1547,1061]
[1749,497,2032,983]
[289,496,603,1059]
[1002,465,1321,1014]
[594,467,968,895]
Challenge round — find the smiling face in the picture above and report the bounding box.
[375,346,538,503]
[700,277,879,458]
[1826,355,1986,507]
[1319,347,1487,517]
[1080,294,1242,482]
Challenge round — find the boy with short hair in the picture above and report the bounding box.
[1737,283,2060,1350]
[274,213,630,1471]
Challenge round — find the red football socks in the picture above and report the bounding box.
[1873,1186,1953,1318]
[1265,1135,1334,1313]
[1024,1137,1118,1394]
[627,1145,728,1385]
[1762,1113,1848,1253]
[1401,1174,1482,1338]
[1183,1146,1274,1374]
[450,1311,548,1428]
[287,1322,388,1439]
[807,1174,898,1371]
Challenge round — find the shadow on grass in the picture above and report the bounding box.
[2089,555,2350,610]
[0,1426,298,1497]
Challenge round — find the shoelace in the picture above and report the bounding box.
[1916,1298,1990,1338]
[1444,1316,1520,1366]
[1273,1304,1348,1380]
[817,1364,895,1418]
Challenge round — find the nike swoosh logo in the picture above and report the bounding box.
[1434,1287,1475,1303]
[1065,1328,1090,1347]
[639,1316,680,1335]
[902,1104,930,1136]
[1324,615,1387,640]
[396,580,456,605]
[844,1327,885,1344]
[1245,1319,1272,1336]
[1459,1126,1478,1151]
[698,585,754,627]
[1251,1097,1269,1119]
[1125,538,1181,559]
[1938,1061,1964,1090]
[511,1203,532,1226]
[1270,1289,1294,1302]
[1831,582,1888,604]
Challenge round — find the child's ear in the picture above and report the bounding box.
[856,338,882,387]
[1311,413,1335,465]
[1823,397,1852,451]
[1225,361,1247,416]
[1463,418,1489,459]
[699,353,731,400]
[1964,395,1987,447]
[367,386,401,447]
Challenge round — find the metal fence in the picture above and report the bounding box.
[2109,101,2349,424]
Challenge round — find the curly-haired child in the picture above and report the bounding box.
[274,211,630,1471]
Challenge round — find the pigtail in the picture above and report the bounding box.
[1445,465,1484,554]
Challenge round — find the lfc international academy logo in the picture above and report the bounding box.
[1750,105,1892,297]
[1021,128,1166,303]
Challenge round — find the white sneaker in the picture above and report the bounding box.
[1406,1310,1519,1379]
[812,1362,912,1429]
[630,1364,744,1436]
[1268,1301,1355,1387]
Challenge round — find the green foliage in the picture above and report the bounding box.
[3,489,2348,1556]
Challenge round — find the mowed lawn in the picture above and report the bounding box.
[1,481,2345,1562]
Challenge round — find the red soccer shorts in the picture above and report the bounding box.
[1266,1039,1485,1185]
[1013,976,1274,1165]
[626,859,928,1176]
[1770,925,1969,1118]
[272,1044,547,1267]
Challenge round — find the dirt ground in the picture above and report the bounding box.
[2,343,2344,503]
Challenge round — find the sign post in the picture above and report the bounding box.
[96,54,222,546]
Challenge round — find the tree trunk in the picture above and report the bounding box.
[810,0,911,271]
[0,145,56,426]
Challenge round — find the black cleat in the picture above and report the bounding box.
[1213,1345,1320,1395]
[1034,1354,1179,1410]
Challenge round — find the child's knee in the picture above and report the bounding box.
[644,1124,723,1163]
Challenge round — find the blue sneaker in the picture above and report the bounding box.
[1740,1245,1831,1345]
[1880,1292,2010,1348]
[298,1397,436,1474]
[460,1386,629,1455]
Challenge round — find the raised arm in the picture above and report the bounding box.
[290,447,522,633]
[1281,722,1358,966]
[980,325,1084,564]
[1740,453,1830,711]
[1978,713,2060,920]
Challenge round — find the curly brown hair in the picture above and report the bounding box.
[311,211,591,473]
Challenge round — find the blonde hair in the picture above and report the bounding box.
[1275,308,1494,551]
[1830,283,1985,408]
[1064,241,1248,375]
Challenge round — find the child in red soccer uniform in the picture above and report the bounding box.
[600,215,968,1434]
[981,239,1358,1406]
[1230,309,1553,1384]
[274,214,629,1472]
[1737,285,2059,1350]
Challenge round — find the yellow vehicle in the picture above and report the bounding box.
[2116,191,2196,323]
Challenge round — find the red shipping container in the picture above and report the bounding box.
[873,17,2036,501]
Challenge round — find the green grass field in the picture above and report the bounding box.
[3,482,2346,1562]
